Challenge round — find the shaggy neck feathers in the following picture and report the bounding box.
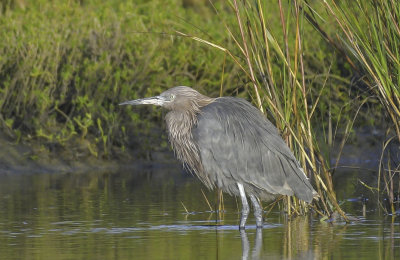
[165,96,214,188]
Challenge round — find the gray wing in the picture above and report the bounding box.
[192,97,314,202]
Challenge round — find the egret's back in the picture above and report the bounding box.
[193,97,315,203]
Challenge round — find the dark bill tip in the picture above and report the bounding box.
[119,96,166,106]
[119,100,139,106]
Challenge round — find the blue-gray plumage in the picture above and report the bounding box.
[120,86,316,229]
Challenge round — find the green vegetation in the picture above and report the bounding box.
[0,0,242,160]
[0,0,399,217]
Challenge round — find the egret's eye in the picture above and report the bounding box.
[169,94,176,100]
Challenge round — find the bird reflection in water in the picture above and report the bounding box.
[240,229,262,260]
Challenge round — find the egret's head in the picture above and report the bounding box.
[119,86,213,112]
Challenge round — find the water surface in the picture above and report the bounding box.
[0,162,399,259]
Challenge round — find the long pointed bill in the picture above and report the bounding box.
[119,96,166,106]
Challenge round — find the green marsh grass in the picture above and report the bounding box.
[319,0,400,215]
[322,0,400,139]
[0,0,242,159]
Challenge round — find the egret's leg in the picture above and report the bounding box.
[237,183,249,230]
[250,195,263,228]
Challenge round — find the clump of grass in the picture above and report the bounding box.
[319,0,400,214]
[322,0,400,140]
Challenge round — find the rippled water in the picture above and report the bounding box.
[0,162,399,259]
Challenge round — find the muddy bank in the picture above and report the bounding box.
[0,126,398,175]
[330,126,399,170]
[0,130,175,175]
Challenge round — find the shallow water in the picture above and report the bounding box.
[0,162,399,260]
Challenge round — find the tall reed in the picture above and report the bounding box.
[321,0,400,214]
[323,0,400,140]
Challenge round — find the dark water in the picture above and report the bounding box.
[0,162,399,260]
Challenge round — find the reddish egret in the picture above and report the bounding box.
[120,86,316,229]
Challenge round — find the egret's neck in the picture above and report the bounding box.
[165,108,212,188]
[165,110,199,165]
